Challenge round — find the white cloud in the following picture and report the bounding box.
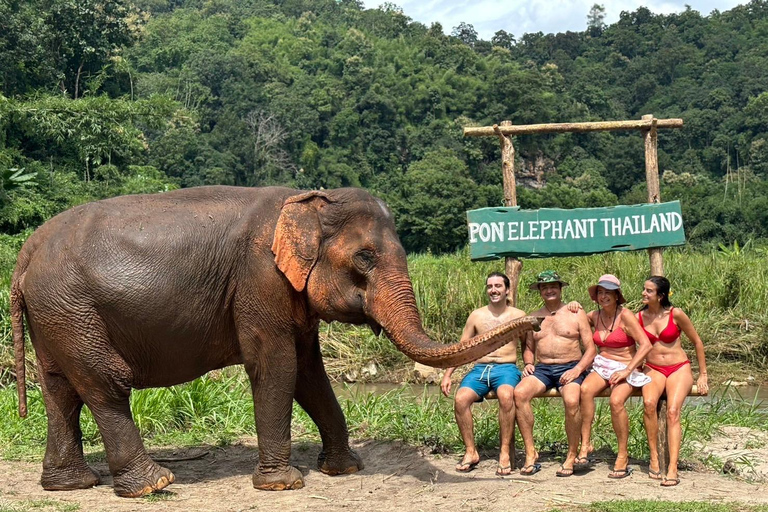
[361,0,745,40]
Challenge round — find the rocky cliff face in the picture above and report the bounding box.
[517,151,556,189]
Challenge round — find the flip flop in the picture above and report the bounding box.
[574,456,591,471]
[556,465,574,477]
[495,465,513,476]
[519,463,541,476]
[608,467,633,479]
[648,468,663,480]
[661,477,680,487]
[455,460,479,473]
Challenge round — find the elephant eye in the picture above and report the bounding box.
[353,249,376,273]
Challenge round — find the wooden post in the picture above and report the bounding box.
[494,120,521,470]
[494,121,523,307]
[643,114,664,276]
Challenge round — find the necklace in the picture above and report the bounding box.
[545,303,563,315]
[598,306,619,333]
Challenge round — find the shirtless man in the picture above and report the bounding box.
[514,271,595,477]
[440,272,527,476]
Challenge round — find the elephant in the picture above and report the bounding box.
[10,186,540,497]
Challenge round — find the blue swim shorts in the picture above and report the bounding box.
[458,363,522,401]
[530,361,588,391]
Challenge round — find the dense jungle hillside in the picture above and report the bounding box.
[2,0,768,253]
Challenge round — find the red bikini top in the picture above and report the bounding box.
[592,328,635,348]
[638,307,681,344]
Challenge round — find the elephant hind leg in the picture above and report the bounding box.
[38,366,100,491]
[77,371,175,497]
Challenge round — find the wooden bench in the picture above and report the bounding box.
[483,385,702,473]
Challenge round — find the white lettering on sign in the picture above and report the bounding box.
[472,212,683,244]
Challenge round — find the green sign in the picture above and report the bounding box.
[467,201,685,261]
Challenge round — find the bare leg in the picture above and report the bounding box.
[496,384,515,472]
[578,372,607,461]
[514,376,546,472]
[642,369,666,479]
[560,383,582,472]
[608,382,635,476]
[664,365,694,483]
[453,387,481,469]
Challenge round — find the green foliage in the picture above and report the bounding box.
[1,377,765,472]
[3,0,768,252]
[389,149,483,253]
[582,502,766,512]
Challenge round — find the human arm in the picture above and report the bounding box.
[608,309,653,385]
[440,367,456,396]
[560,310,596,384]
[675,308,709,395]
[522,331,536,376]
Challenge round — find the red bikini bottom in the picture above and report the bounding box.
[645,360,690,378]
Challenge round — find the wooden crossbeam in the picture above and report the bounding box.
[463,118,684,137]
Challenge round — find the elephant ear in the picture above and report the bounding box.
[272,191,332,292]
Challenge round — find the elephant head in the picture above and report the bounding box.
[272,188,538,368]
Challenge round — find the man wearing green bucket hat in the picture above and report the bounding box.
[514,270,596,477]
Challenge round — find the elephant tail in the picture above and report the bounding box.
[10,269,28,418]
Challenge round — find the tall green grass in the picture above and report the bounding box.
[325,245,768,379]
[1,376,765,464]
[1,236,767,384]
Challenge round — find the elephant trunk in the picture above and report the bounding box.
[369,274,540,368]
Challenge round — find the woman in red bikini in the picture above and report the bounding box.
[571,275,652,479]
[639,276,708,487]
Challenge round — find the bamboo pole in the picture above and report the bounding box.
[495,121,523,308]
[643,114,664,276]
[464,118,683,137]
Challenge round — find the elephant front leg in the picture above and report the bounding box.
[294,335,363,476]
[246,360,304,490]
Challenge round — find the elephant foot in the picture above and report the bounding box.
[113,461,175,498]
[252,465,304,491]
[317,448,364,476]
[41,464,101,491]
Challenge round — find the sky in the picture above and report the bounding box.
[361,1,746,40]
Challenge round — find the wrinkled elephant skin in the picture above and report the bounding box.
[10,186,540,497]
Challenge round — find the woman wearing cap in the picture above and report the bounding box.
[569,274,652,479]
[638,276,708,487]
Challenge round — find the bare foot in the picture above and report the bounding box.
[576,443,594,461]
[519,450,540,475]
[455,453,480,473]
[648,458,663,480]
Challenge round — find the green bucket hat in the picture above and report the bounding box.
[528,270,569,291]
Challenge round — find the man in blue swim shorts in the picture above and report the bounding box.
[514,271,596,477]
[441,272,528,476]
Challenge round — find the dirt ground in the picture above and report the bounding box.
[2,431,767,512]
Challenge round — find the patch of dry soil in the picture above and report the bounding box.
[2,437,767,512]
[692,426,768,482]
